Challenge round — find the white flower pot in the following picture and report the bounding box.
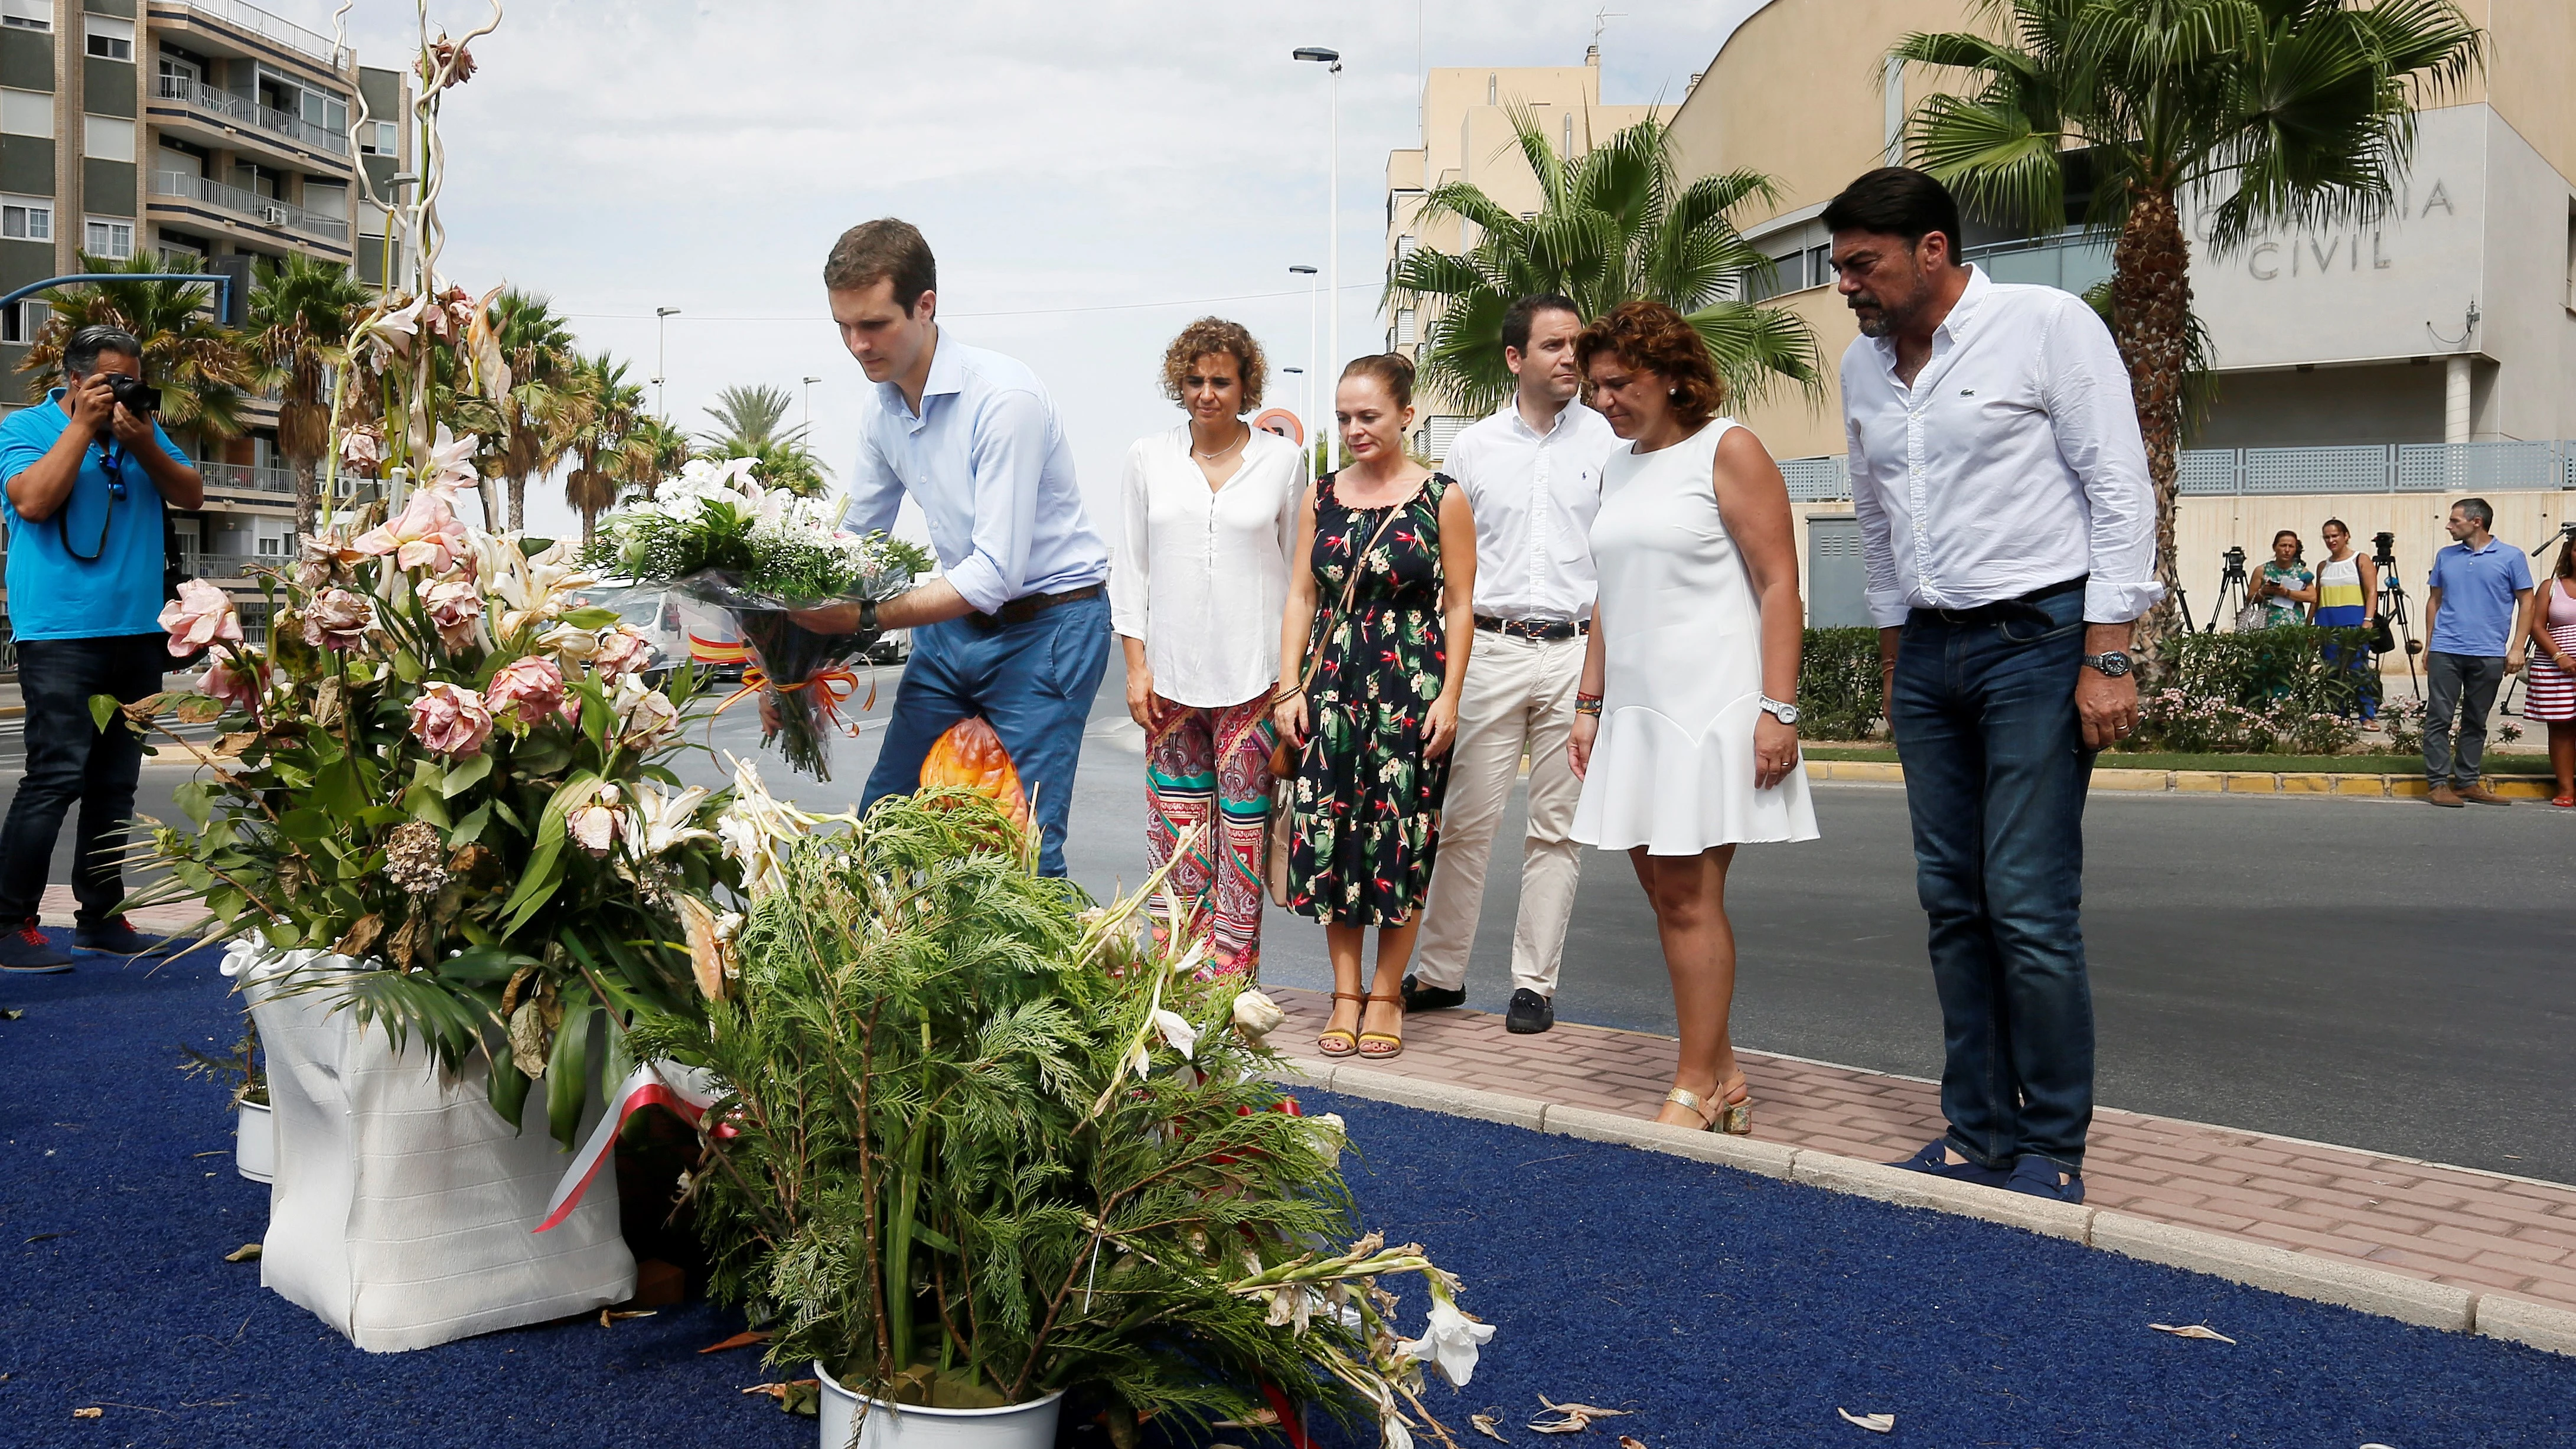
[813,1363,1065,1449]
[235,1098,275,1183]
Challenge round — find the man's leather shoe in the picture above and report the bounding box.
[2458,781,2514,807]
[1400,974,1465,1013]
[74,917,186,957]
[2426,785,2465,807]
[0,922,73,973]
[1505,988,1554,1034]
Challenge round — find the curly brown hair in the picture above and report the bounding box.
[1574,299,1726,429]
[1159,316,1266,414]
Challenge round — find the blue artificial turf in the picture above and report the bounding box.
[5,934,2573,1448]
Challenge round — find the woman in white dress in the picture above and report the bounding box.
[1110,318,1305,977]
[1566,299,1817,1134]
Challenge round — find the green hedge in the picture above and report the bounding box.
[1799,626,1885,740]
[2157,624,2381,716]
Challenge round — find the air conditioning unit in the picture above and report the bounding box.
[257,205,288,225]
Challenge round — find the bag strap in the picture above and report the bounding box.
[1282,487,1408,700]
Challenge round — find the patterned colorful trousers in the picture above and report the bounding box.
[1145,697,1274,978]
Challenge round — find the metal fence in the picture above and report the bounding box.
[153,74,351,157]
[202,462,296,495]
[148,171,344,242]
[1782,441,2576,501]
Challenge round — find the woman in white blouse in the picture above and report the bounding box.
[1110,318,1305,978]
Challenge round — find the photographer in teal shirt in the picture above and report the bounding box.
[0,325,202,970]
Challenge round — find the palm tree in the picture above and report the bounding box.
[1387,110,1824,419]
[700,381,829,496]
[244,254,372,534]
[621,414,691,501]
[1891,0,2482,648]
[22,251,255,448]
[487,288,581,531]
[560,351,645,544]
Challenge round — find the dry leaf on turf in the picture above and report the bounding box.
[2149,1323,2237,1344]
[1620,1438,1650,1448]
[1837,1409,1896,1433]
[221,1244,262,1263]
[1530,1398,1629,1433]
[698,1330,769,1354]
[742,1380,822,1415]
[598,1310,656,1327]
[73,1407,103,1419]
[1472,1412,1509,1441]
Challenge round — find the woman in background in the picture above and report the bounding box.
[2254,530,2314,628]
[2516,531,2576,807]
[2312,518,2379,718]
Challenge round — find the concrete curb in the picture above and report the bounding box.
[1804,758,2558,800]
[1277,1054,2574,1357]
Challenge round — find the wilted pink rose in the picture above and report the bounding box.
[484,654,565,726]
[351,489,469,574]
[407,680,494,758]
[420,576,486,651]
[159,578,242,657]
[591,626,653,679]
[302,588,376,651]
[340,426,384,472]
[567,782,621,856]
[201,652,269,710]
[611,672,680,749]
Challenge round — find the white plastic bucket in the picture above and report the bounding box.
[236,1099,275,1183]
[813,1363,1064,1449]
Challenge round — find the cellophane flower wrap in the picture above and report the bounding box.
[591,457,931,781]
[105,479,742,1148]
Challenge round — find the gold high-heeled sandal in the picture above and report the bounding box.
[1662,1079,1753,1135]
[1316,991,1365,1058]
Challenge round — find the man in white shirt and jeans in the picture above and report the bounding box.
[1403,295,1620,1033]
[1830,168,2158,1204]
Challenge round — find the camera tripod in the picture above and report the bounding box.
[2207,547,2251,632]
[2375,546,2422,701]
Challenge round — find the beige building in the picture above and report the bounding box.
[1383,47,1656,458]
[1667,0,2576,630]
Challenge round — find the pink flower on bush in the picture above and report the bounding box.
[420,576,487,651]
[351,489,469,574]
[485,654,565,726]
[302,588,376,651]
[407,680,495,758]
[201,652,269,710]
[591,626,653,679]
[158,578,242,657]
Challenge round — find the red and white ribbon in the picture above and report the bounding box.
[536,1059,723,1233]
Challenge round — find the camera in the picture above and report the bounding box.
[2220,544,2246,578]
[104,373,160,415]
[2371,530,2397,568]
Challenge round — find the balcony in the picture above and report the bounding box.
[177,545,281,581]
[153,0,347,68]
[152,74,352,162]
[148,169,347,246]
[201,461,297,498]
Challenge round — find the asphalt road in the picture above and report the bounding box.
[23,653,2574,1183]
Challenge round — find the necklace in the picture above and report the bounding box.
[1190,421,1249,461]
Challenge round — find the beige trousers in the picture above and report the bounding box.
[1414,631,1587,996]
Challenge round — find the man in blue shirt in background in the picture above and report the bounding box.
[2421,495,2533,808]
[797,219,1111,876]
[0,324,204,969]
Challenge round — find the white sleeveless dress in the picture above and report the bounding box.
[1569,419,1819,854]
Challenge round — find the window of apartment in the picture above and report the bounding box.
[82,115,136,163]
[2565,199,2576,312]
[1808,243,1832,289]
[0,88,53,140]
[0,193,51,242]
[1486,73,1497,105]
[0,0,49,32]
[2,299,50,345]
[1395,307,1417,346]
[84,218,133,260]
[84,16,135,61]
[301,180,347,221]
[1394,234,1417,265]
[158,56,202,93]
[301,89,348,137]
[358,119,399,156]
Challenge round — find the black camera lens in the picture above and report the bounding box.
[105,374,159,414]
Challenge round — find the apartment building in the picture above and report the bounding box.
[0,0,410,648]
[1382,47,1656,459]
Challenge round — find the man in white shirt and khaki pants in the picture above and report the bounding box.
[1403,295,1621,1034]
[1829,169,2158,1206]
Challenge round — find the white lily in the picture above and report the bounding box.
[1393,1297,1496,1388]
[715,753,850,899]
[422,425,482,495]
[622,784,714,857]
[360,293,426,367]
[611,671,680,748]
[1150,1007,1200,1060]
[490,543,596,638]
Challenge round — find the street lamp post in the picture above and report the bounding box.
[1290,263,1319,477]
[801,375,823,433]
[1281,365,1307,483]
[653,306,681,417]
[1293,47,1341,438]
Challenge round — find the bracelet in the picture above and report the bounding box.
[1573,692,1603,717]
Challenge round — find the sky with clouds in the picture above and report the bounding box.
[289,0,1768,541]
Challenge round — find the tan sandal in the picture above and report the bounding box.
[1316,991,1365,1058]
[1662,1076,1752,1135]
[1357,992,1404,1060]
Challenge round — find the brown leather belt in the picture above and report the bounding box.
[1475,613,1589,641]
[962,583,1103,631]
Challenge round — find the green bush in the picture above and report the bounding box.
[2130,625,2379,755]
[1799,626,1885,740]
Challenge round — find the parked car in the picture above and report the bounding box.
[865,629,909,665]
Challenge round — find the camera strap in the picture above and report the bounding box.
[56,440,125,564]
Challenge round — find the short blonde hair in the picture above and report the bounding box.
[1159,316,1266,413]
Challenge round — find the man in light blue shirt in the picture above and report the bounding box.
[804,218,1111,874]
[2421,496,2533,805]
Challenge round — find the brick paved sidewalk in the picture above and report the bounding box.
[1274,987,2576,1319]
[38,885,210,935]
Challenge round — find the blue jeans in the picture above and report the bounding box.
[1893,588,2097,1173]
[860,593,1110,877]
[0,633,165,925]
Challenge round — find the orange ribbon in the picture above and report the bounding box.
[713,665,876,737]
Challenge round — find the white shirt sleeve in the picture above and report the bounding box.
[1847,397,1907,629]
[1108,439,1151,641]
[2042,297,2163,625]
[839,420,902,537]
[946,387,1056,615]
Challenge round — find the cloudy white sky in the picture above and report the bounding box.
[292,0,1766,541]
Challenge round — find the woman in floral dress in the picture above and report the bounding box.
[1272,354,1477,1060]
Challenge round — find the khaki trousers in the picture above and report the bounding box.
[1413,631,1586,997]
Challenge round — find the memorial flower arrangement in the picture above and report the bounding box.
[590,458,933,780]
[630,794,1492,1449]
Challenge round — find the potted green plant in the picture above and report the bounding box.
[632,794,1494,1449]
[178,1015,270,1183]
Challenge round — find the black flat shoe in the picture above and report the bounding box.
[0,922,71,973]
[1887,1137,2007,1187]
[73,918,186,958]
[1400,974,1465,1013]
[1504,988,1554,1034]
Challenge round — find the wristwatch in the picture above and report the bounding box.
[2081,650,2133,677]
[857,597,879,635]
[1757,695,1800,725]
